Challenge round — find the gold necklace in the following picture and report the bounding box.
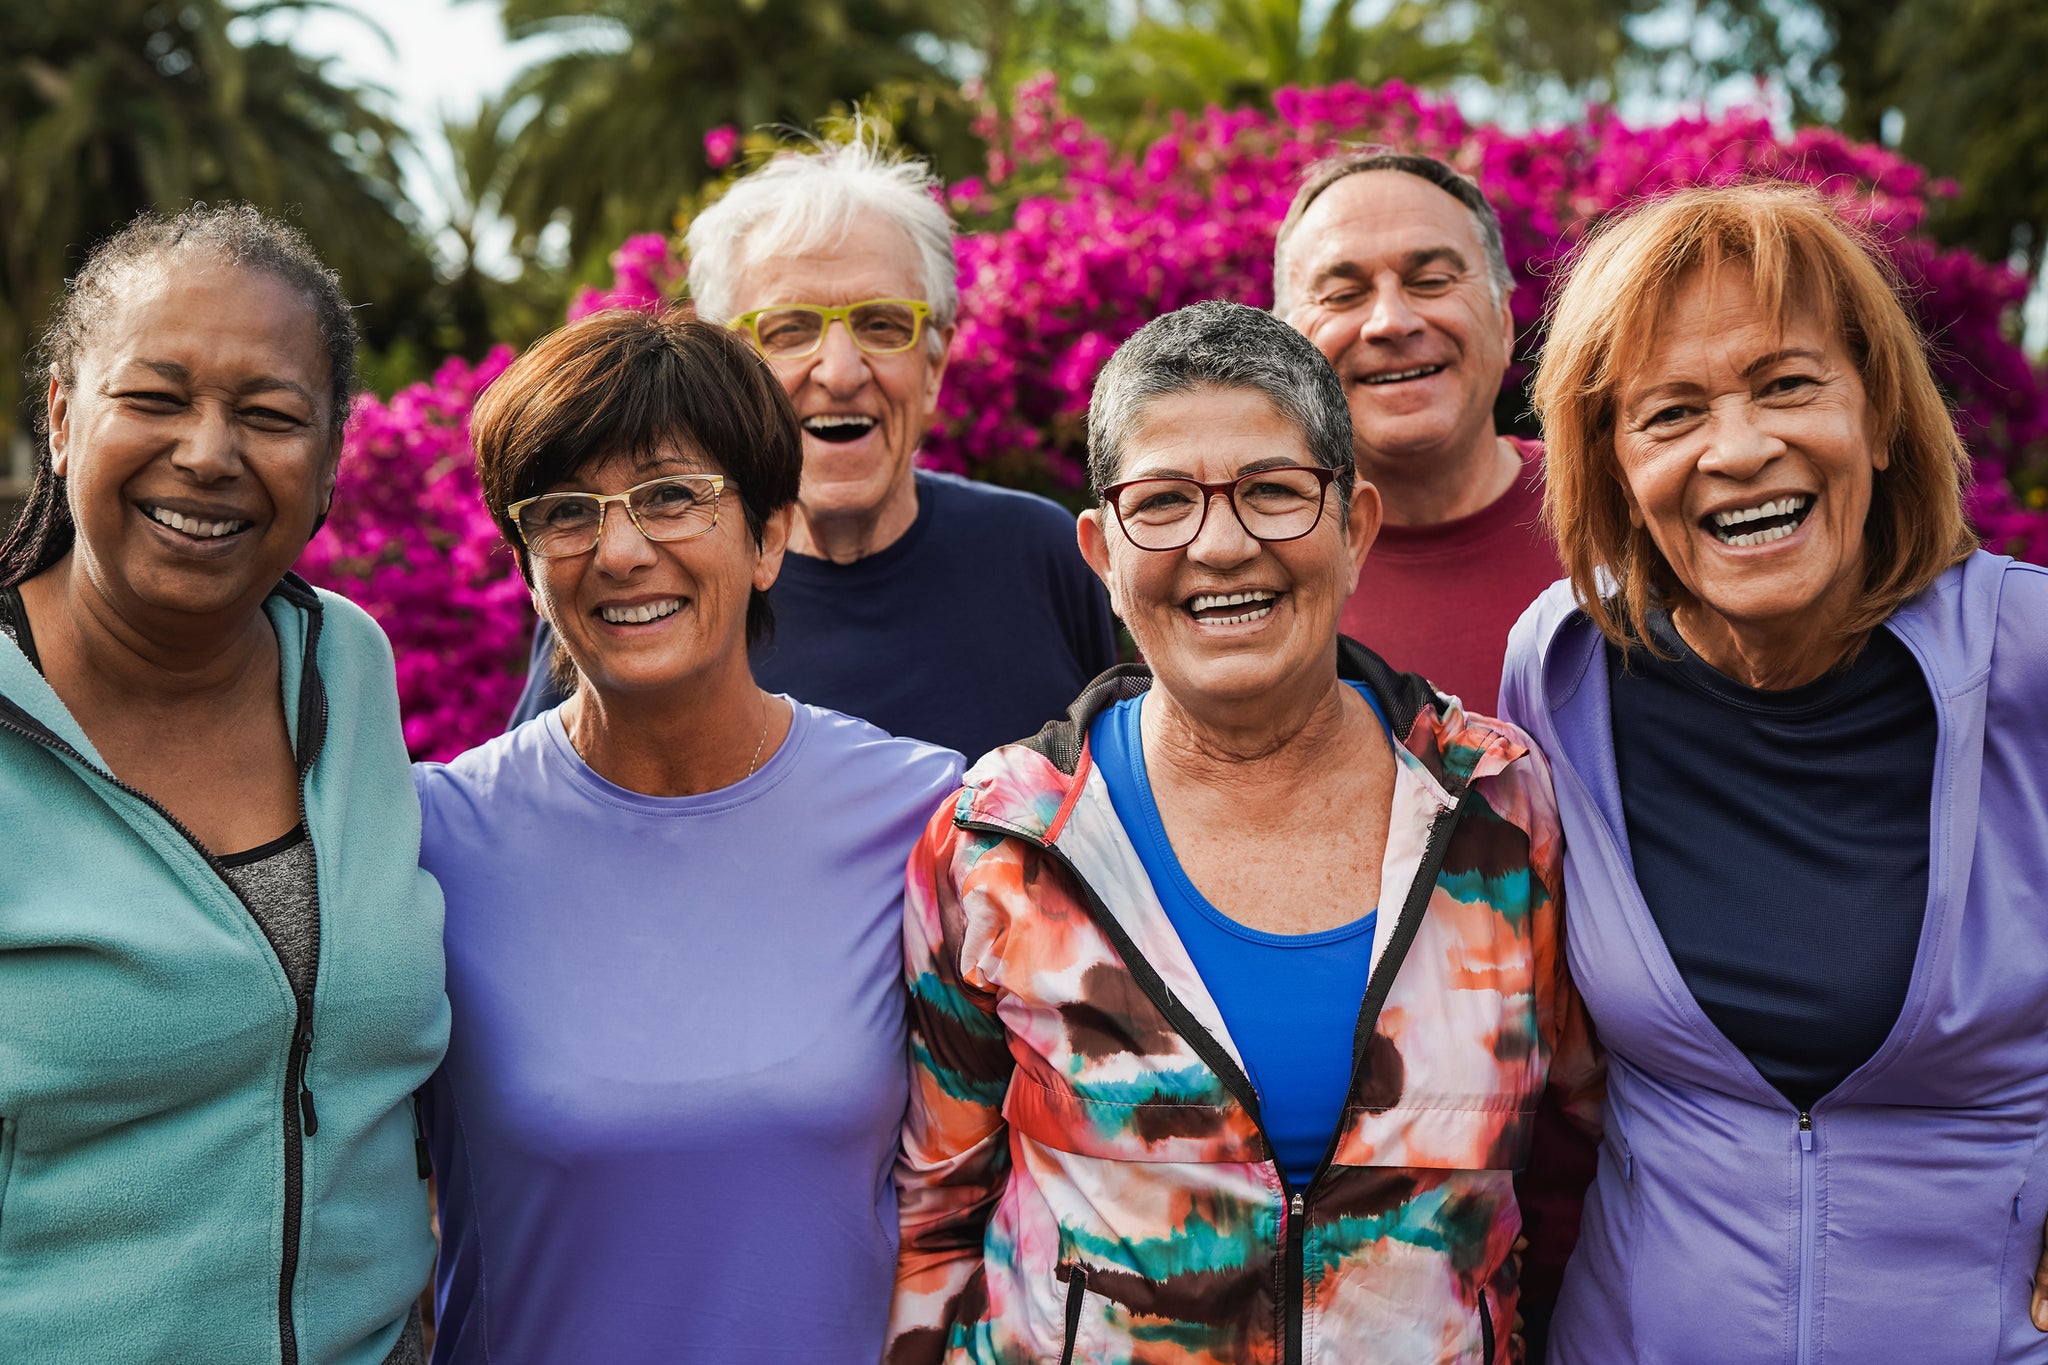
[744,691,771,778]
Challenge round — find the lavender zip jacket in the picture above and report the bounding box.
[1498,550,2048,1365]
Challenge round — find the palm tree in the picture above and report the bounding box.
[0,0,435,442]
[494,0,961,270]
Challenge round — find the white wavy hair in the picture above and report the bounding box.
[685,126,959,346]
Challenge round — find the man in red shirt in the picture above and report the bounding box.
[1275,151,1557,714]
[1277,152,1589,1361]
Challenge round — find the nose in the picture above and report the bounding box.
[808,316,873,395]
[1358,278,1424,344]
[1697,397,1787,480]
[1183,489,1260,569]
[590,499,657,576]
[170,401,245,482]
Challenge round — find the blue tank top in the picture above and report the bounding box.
[1089,686,1384,1187]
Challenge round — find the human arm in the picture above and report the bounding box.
[886,801,1019,1365]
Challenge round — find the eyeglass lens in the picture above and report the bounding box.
[753,302,923,357]
[517,477,721,556]
[1112,468,1328,550]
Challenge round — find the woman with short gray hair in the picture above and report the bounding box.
[890,300,1600,1363]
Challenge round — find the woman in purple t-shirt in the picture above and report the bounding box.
[413,309,961,1364]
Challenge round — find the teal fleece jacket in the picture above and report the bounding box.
[0,576,450,1364]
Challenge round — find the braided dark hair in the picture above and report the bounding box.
[2,203,358,587]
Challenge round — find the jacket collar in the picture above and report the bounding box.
[0,573,327,773]
[963,635,1525,847]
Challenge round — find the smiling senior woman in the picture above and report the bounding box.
[413,308,960,1363]
[888,300,1601,1365]
[1498,184,2048,1363]
[0,206,446,1363]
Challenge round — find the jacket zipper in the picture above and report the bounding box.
[963,787,1473,1365]
[1058,1263,1089,1365]
[1479,1287,1495,1364]
[1796,1110,1816,1365]
[0,584,328,1365]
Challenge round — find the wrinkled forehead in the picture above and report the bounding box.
[731,208,923,299]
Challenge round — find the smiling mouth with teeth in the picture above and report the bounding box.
[1705,495,1813,547]
[143,504,251,540]
[599,599,682,625]
[801,415,879,445]
[1187,589,1278,625]
[1360,364,1447,386]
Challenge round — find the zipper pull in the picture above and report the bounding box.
[1291,1192,1304,1220]
[296,1026,319,1137]
[1797,1110,1812,1153]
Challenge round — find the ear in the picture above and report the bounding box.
[1077,507,1127,620]
[753,502,795,592]
[1342,475,1383,596]
[919,323,956,421]
[46,369,71,476]
[1496,288,1517,361]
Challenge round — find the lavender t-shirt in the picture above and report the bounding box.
[414,702,962,1364]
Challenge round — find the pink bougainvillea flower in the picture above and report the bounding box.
[704,125,739,170]
[298,79,2047,761]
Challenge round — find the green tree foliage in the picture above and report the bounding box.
[0,0,437,433]
[495,0,964,271]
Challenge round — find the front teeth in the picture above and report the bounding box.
[1191,590,1276,624]
[802,415,876,432]
[1191,590,1276,612]
[1711,496,1808,528]
[1362,364,1444,385]
[145,505,248,538]
[600,599,681,624]
[1721,523,1798,548]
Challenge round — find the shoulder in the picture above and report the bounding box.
[412,718,558,827]
[787,701,966,802]
[301,582,397,672]
[918,469,1080,541]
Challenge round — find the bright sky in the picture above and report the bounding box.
[250,0,562,272]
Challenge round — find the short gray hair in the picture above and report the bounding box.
[1272,150,1514,315]
[1087,301,1355,506]
[685,129,958,337]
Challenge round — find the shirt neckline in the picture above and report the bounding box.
[542,695,810,814]
[1102,685,1385,947]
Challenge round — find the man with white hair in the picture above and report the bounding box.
[1275,150,1558,714]
[509,138,1117,758]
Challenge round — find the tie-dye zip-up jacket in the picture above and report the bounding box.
[888,641,1603,1365]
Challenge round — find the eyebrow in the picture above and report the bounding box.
[129,358,317,407]
[1120,455,1309,481]
[1311,247,1471,291]
[1624,347,1832,407]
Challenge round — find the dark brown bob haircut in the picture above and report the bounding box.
[472,307,803,647]
[1532,182,1977,654]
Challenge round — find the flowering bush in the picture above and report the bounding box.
[301,79,2048,759]
[297,347,527,760]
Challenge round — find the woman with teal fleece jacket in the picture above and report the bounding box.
[0,207,448,1363]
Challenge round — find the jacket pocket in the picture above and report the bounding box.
[1056,1263,1089,1365]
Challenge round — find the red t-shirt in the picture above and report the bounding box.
[1339,438,1559,715]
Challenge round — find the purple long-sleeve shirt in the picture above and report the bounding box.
[414,703,961,1364]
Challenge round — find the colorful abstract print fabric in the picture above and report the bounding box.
[888,659,1604,1365]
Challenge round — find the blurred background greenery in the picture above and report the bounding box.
[6,0,2046,495]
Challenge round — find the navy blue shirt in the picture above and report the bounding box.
[1090,685,1384,1187]
[509,471,1118,761]
[1607,611,1936,1113]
